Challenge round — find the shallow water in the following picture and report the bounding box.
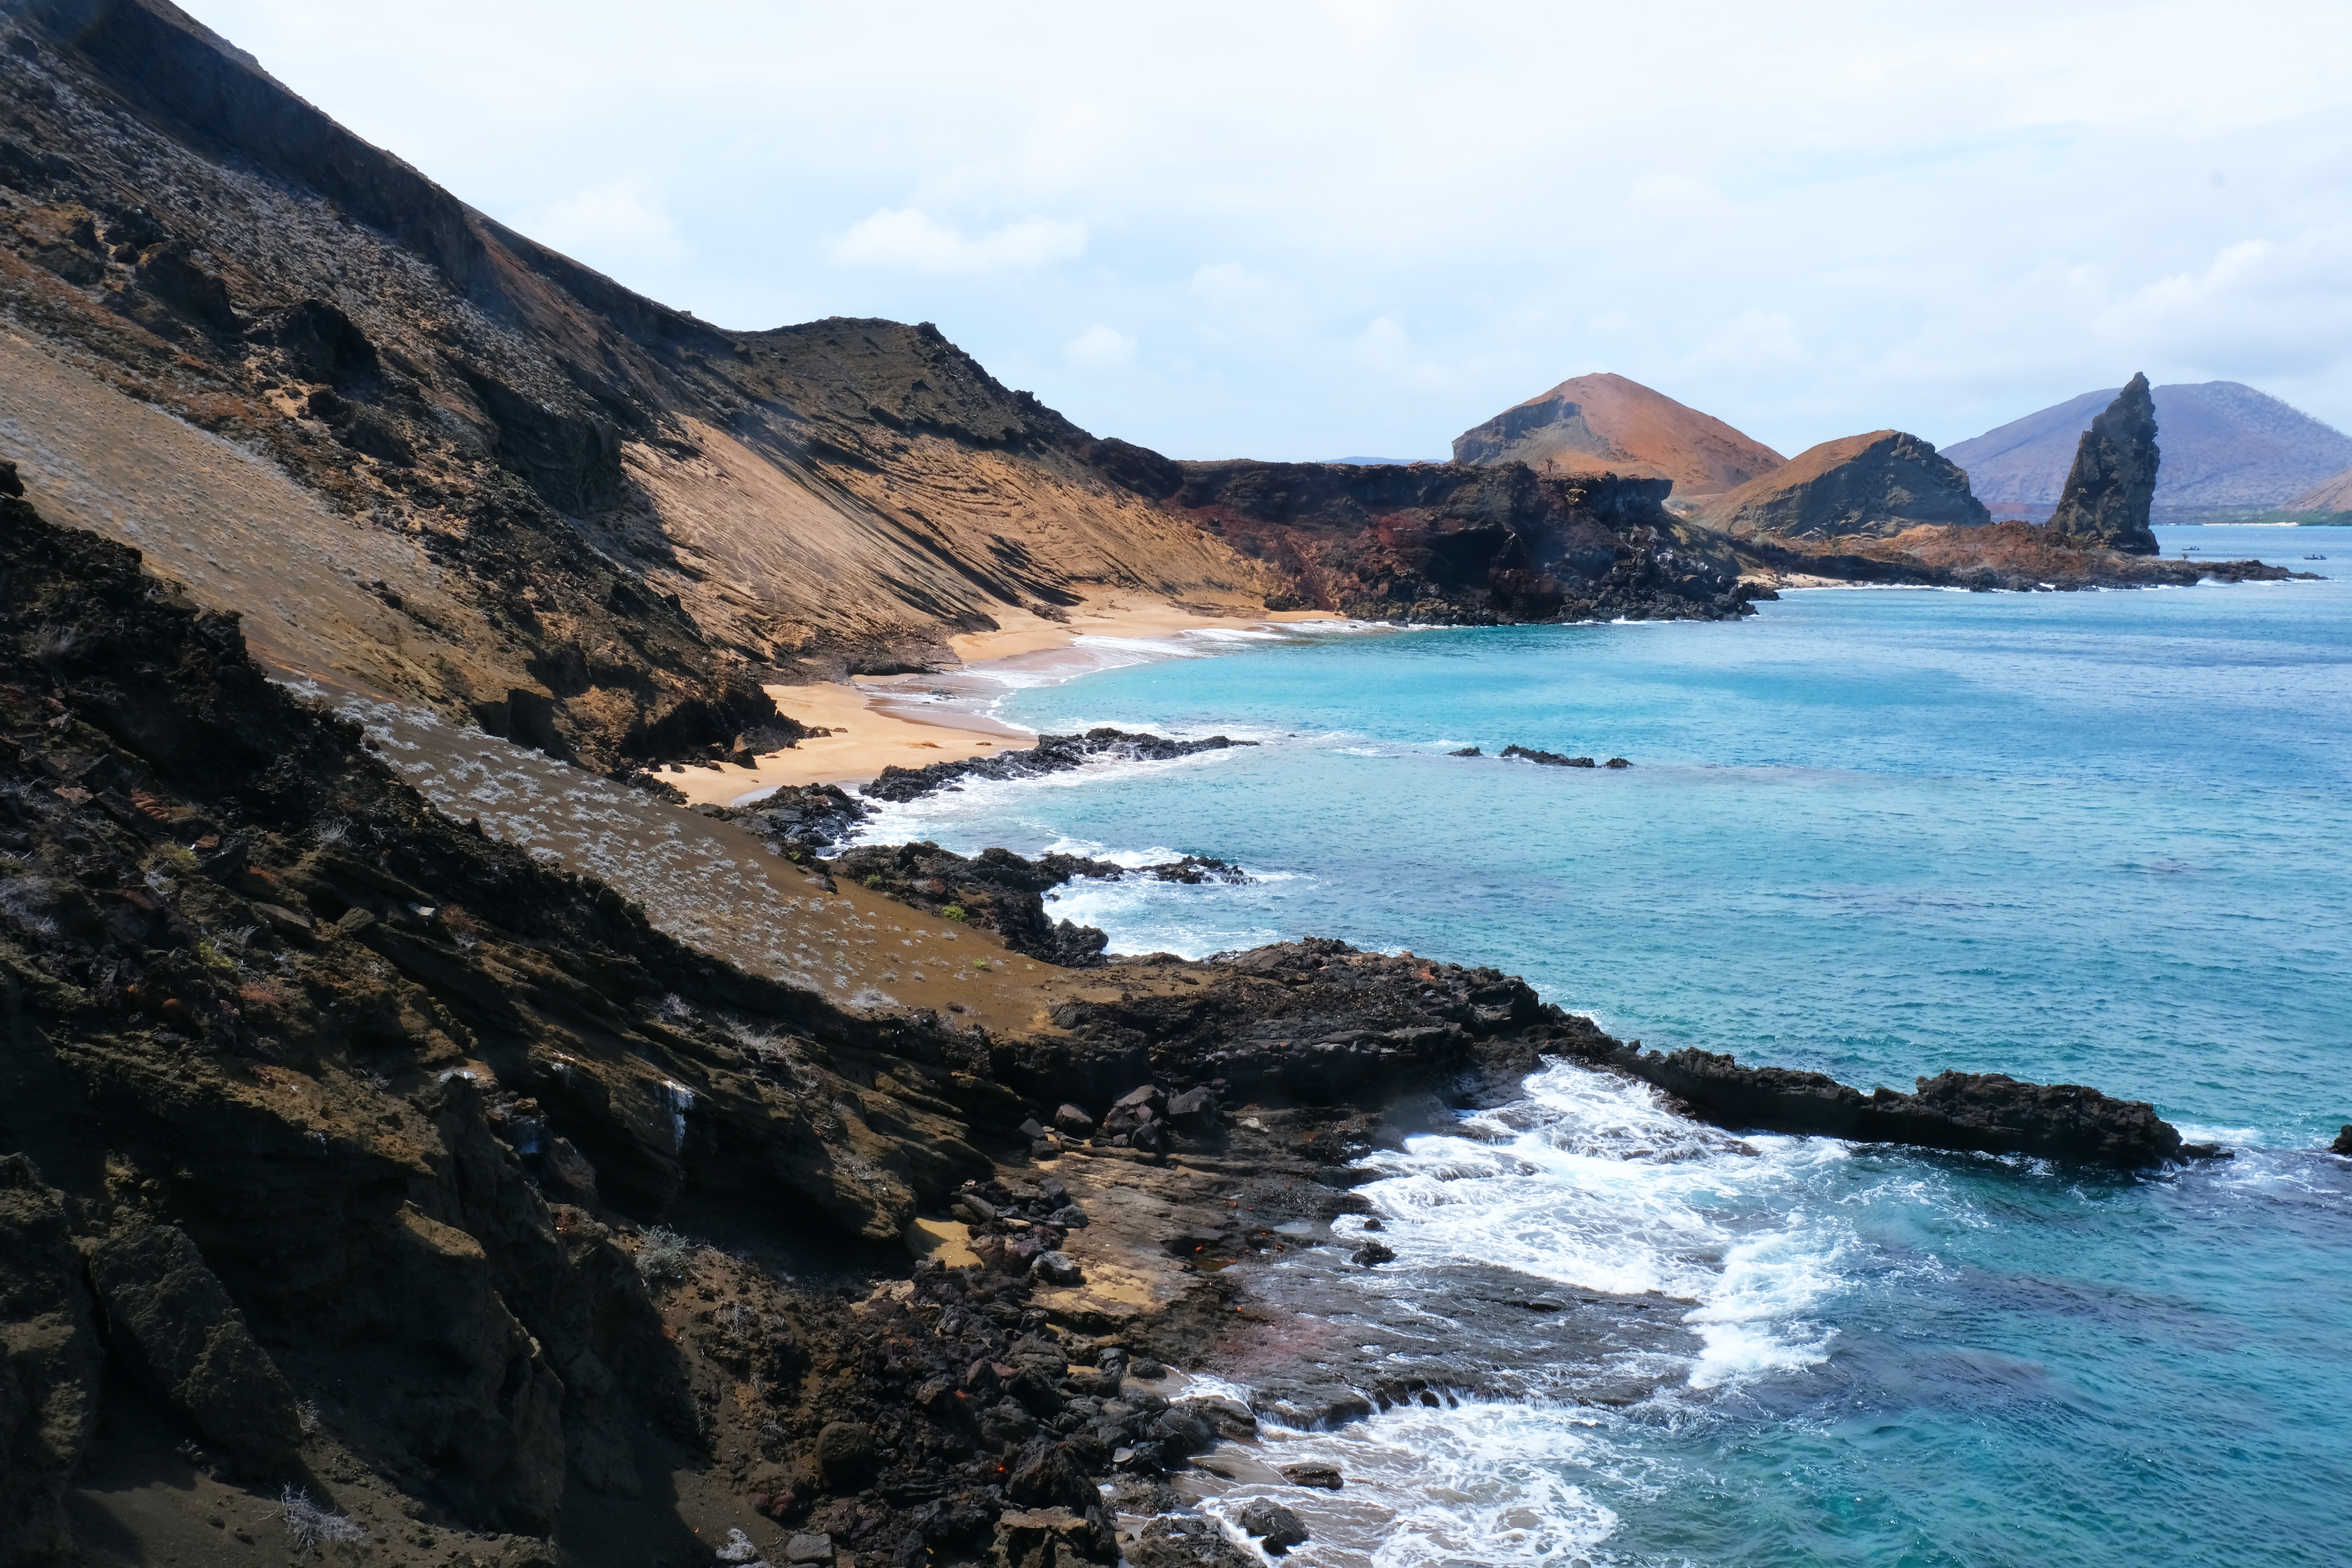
[863,526,2352,1567]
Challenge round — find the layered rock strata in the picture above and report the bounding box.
[1702,429,1991,540]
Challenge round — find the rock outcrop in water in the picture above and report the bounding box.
[860,727,1256,804]
[1556,1042,2187,1167]
[2046,373,2163,554]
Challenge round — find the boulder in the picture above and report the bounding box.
[1279,1461,1344,1490]
[2332,1125,2352,1156]
[1052,1105,1096,1136]
[1033,1252,1084,1288]
[815,1420,876,1488]
[993,1505,1112,1568]
[2047,373,2161,553]
[1165,1087,1219,1127]
[1129,1515,1256,1568]
[1701,429,1990,541]
[81,1224,302,1476]
[1351,1241,1397,1266]
[1238,1499,1309,1552]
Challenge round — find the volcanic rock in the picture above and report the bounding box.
[1278,1462,1344,1490]
[1701,430,1990,540]
[1452,372,1787,501]
[1238,1499,1309,1551]
[1162,460,1762,623]
[2331,1125,2352,1156]
[2046,374,2162,553]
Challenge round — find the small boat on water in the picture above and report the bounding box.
[2305,553,2328,560]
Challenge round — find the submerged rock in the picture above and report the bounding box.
[2047,373,2162,554]
[1238,1499,1309,1551]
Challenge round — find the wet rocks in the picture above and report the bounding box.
[862,729,1257,805]
[1128,1514,1256,1568]
[2047,373,2162,554]
[1501,744,1596,767]
[1349,1240,1397,1266]
[2332,1125,2352,1156]
[1238,1499,1309,1551]
[1559,1039,2187,1168]
[1278,1462,1344,1490]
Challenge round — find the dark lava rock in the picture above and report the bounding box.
[1703,429,1990,541]
[1350,1241,1398,1267]
[1557,1038,2186,1168]
[2047,372,2161,554]
[1279,1462,1344,1490]
[1033,1251,1084,1287]
[1450,745,1481,756]
[815,1420,877,1488]
[1238,1499,1309,1551]
[2332,1125,2352,1156]
[1129,1514,1256,1568]
[1053,1103,1097,1135]
[1605,756,1631,768]
[1501,744,1595,767]
[862,728,1257,804]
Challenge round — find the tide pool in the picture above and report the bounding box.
[858,525,2352,1567]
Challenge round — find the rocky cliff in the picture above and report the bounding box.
[2046,374,2162,553]
[2286,463,2352,515]
[1450,372,1785,503]
[1699,429,1990,540]
[0,0,1273,775]
[1141,459,1762,623]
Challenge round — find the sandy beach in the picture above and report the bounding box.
[662,594,1345,805]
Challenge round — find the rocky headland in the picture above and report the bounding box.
[1700,429,1991,540]
[0,474,2211,1567]
[1139,459,1766,623]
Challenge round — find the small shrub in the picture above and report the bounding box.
[941,904,966,922]
[277,1485,364,1552]
[862,874,884,889]
[636,1225,698,1286]
[972,957,991,971]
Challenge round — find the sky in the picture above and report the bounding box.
[192,0,2352,463]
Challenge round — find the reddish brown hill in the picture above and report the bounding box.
[2287,464,2352,514]
[1451,372,1785,502]
[1700,429,1989,540]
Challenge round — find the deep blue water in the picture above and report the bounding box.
[863,526,2352,1568]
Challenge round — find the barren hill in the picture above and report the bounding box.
[0,0,1272,772]
[1451,372,1785,501]
[1945,381,2352,516]
[2287,464,2352,515]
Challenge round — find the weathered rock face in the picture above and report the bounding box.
[83,1225,306,1479]
[1158,460,1759,623]
[2046,373,2162,553]
[0,1157,101,1568]
[1700,430,1991,540]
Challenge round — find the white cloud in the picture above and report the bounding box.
[1063,324,1136,371]
[520,179,689,268]
[828,208,1085,277]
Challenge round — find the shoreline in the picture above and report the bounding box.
[665,596,1352,804]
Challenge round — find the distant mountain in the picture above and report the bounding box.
[1324,456,1436,466]
[1452,372,1785,500]
[2287,465,2352,515]
[1945,382,2352,515]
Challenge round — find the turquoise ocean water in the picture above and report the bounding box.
[859,526,2352,1567]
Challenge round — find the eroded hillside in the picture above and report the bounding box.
[0,0,1273,773]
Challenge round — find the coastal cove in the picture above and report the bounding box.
[847,525,2352,1567]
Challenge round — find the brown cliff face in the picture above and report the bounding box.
[1149,459,1761,623]
[2287,463,2352,514]
[0,0,1272,774]
[1451,372,1786,502]
[1699,429,1991,541]
[2046,374,2162,554]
